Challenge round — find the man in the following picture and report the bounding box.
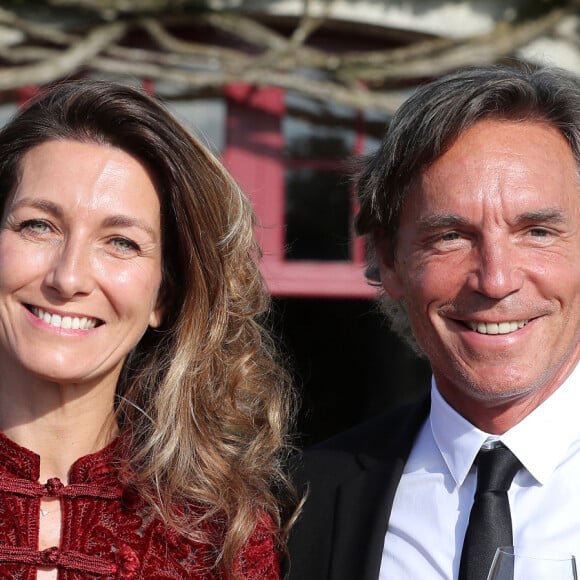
[287,64,580,579]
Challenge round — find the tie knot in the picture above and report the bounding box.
[475,444,521,493]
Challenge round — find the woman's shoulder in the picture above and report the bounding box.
[234,512,280,580]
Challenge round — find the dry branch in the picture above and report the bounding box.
[0,21,127,89]
[0,0,576,113]
[340,4,573,82]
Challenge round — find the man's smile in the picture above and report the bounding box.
[466,320,529,335]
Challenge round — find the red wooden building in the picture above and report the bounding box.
[7,0,575,441]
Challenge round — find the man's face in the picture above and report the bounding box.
[379,119,580,430]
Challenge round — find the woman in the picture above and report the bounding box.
[0,80,296,578]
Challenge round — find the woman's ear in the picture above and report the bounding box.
[149,306,163,328]
[374,231,405,300]
[149,290,164,328]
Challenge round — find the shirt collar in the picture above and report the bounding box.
[430,378,488,487]
[431,363,580,487]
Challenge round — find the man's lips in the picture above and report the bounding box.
[26,305,103,330]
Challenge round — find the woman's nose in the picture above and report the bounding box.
[44,243,96,298]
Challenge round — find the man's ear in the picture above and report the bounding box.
[374,231,405,300]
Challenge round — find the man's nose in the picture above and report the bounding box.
[469,238,524,299]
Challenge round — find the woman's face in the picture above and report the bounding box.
[0,139,163,389]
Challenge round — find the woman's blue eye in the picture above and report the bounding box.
[21,220,51,233]
[111,237,139,251]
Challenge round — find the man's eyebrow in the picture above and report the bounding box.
[416,214,469,232]
[416,208,568,232]
[513,208,567,225]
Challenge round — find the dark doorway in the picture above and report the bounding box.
[271,297,431,446]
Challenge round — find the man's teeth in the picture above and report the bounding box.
[32,307,98,330]
[468,320,528,335]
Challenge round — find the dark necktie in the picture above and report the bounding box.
[458,443,522,580]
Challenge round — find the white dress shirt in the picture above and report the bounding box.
[379,362,580,579]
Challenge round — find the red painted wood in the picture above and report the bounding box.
[223,83,376,298]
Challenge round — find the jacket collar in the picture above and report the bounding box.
[329,397,430,580]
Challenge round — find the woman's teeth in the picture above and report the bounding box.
[31,306,98,330]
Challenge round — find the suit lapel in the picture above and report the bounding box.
[329,397,430,580]
[329,458,406,580]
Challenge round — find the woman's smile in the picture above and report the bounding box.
[0,139,163,387]
[25,304,102,330]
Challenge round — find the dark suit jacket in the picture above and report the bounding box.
[286,398,430,580]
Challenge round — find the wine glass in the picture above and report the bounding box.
[487,546,577,579]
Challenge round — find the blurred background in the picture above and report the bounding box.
[1,0,578,445]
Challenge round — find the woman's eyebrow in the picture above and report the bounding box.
[10,197,62,217]
[101,215,159,240]
[9,197,159,240]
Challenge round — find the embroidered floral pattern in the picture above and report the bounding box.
[0,432,279,579]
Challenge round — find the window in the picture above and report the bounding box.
[0,79,384,299]
[153,79,226,156]
[224,84,384,298]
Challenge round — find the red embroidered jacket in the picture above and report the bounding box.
[0,432,279,579]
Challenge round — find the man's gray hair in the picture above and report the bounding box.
[355,63,580,352]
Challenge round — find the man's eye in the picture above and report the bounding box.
[529,228,550,237]
[439,231,460,241]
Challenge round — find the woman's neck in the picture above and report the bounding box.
[0,376,119,482]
